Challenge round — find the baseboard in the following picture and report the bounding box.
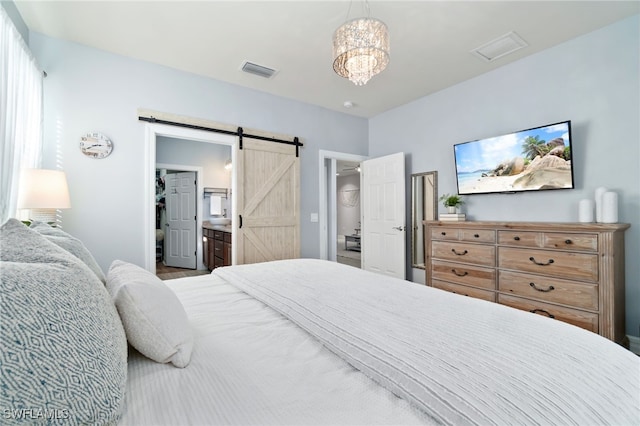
[628,335,640,355]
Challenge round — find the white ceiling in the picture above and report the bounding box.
[14,1,639,118]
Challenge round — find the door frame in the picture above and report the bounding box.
[157,164,203,269]
[318,150,368,261]
[144,123,236,273]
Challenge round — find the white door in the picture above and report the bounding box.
[165,171,197,269]
[361,152,406,279]
[236,138,300,264]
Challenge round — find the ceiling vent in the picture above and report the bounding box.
[470,31,528,62]
[241,61,278,79]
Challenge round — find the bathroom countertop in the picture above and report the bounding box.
[203,222,232,233]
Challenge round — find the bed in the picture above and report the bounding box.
[1,218,638,425]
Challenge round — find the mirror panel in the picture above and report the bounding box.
[411,171,438,269]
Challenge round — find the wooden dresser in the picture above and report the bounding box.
[425,221,630,345]
[203,227,232,271]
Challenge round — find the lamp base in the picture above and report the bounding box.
[27,208,58,225]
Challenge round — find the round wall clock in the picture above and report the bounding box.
[80,132,113,159]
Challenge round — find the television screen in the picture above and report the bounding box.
[454,120,573,195]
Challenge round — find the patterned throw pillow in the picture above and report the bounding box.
[106,260,194,368]
[0,219,127,425]
[29,220,107,283]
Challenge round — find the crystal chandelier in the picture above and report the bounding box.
[332,5,389,86]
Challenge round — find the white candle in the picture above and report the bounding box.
[601,191,618,223]
[578,199,594,223]
[594,187,607,222]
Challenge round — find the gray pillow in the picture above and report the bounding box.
[107,260,194,368]
[29,220,106,283]
[0,218,127,425]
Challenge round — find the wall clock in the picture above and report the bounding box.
[80,132,113,159]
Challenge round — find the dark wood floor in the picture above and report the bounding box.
[156,262,209,280]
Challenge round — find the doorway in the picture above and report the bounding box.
[162,170,197,269]
[318,150,367,264]
[156,163,206,273]
[319,150,407,279]
[336,161,362,268]
[145,122,236,273]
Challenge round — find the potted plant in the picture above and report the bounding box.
[439,193,464,213]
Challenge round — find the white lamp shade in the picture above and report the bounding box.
[18,169,71,209]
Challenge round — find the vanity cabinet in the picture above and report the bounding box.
[203,227,232,271]
[425,221,630,345]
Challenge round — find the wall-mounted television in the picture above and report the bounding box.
[454,120,573,195]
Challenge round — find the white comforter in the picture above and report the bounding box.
[214,259,640,425]
[121,268,430,425]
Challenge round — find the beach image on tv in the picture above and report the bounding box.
[454,121,573,195]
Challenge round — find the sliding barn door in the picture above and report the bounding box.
[236,138,300,264]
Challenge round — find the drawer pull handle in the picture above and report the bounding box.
[451,249,468,256]
[565,239,572,244]
[474,234,480,238]
[452,269,468,277]
[529,256,554,266]
[529,282,555,292]
[441,232,447,236]
[530,309,555,319]
[513,236,520,241]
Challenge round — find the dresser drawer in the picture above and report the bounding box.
[498,231,597,252]
[432,241,495,267]
[431,228,459,241]
[498,247,598,282]
[433,280,496,302]
[498,270,598,310]
[498,294,598,333]
[542,233,597,252]
[498,231,540,247]
[432,260,495,290]
[431,228,495,243]
[460,229,496,243]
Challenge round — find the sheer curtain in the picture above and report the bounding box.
[0,7,43,223]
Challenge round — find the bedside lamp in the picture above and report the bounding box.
[17,168,71,224]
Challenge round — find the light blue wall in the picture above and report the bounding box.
[157,136,231,190]
[29,33,368,272]
[369,15,640,336]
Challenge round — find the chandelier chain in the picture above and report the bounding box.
[344,1,372,23]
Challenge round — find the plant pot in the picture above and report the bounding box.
[447,206,457,214]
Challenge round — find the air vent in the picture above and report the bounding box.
[241,61,278,79]
[470,31,528,62]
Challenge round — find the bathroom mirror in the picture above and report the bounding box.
[411,171,438,269]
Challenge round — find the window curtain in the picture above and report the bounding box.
[0,7,43,223]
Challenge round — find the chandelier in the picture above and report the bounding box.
[332,5,389,86]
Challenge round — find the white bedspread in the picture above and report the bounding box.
[121,272,430,425]
[214,259,640,425]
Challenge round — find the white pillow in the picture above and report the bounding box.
[106,260,194,368]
